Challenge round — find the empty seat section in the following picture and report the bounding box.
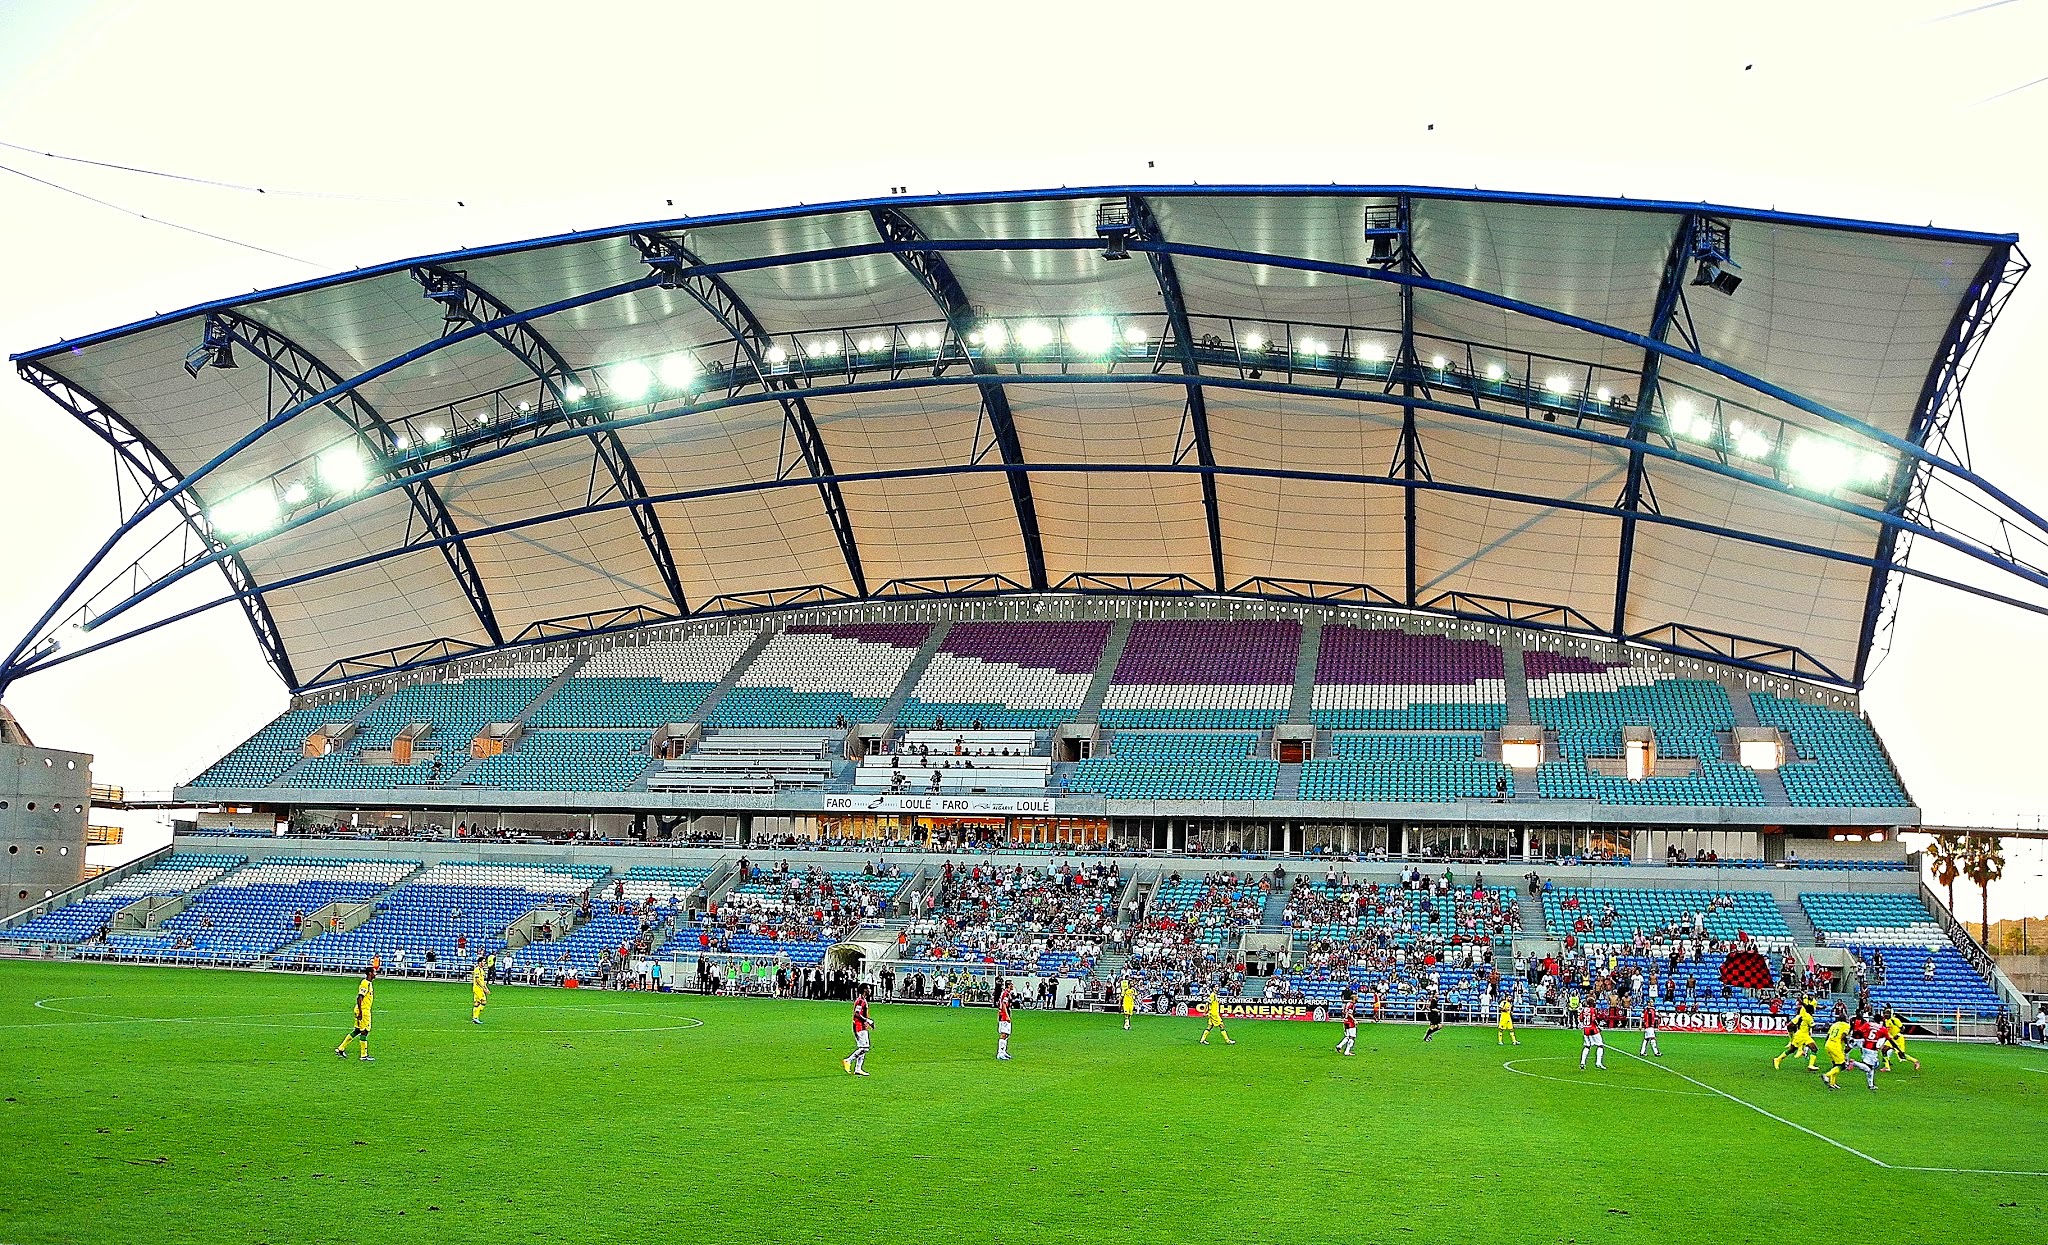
[8,854,245,942]
[1069,732,1276,799]
[293,861,605,970]
[290,665,566,789]
[188,696,378,787]
[529,630,761,728]
[1309,626,1507,730]
[900,620,1111,729]
[1099,619,1298,729]
[108,857,415,964]
[1528,656,1762,806]
[1299,733,1510,801]
[463,730,651,792]
[1752,694,1911,807]
[708,624,928,728]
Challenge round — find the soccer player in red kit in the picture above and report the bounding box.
[842,988,874,1076]
[1335,992,1358,1057]
[1579,1005,1606,1070]
[996,983,1013,1061]
[1639,1001,1661,1057]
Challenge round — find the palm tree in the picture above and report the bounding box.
[1927,833,1965,918]
[1960,836,2006,948]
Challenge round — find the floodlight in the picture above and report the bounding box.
[1122,325,1149,345]
[1789,434,1854,489]
[422,424,446,444]
[764,345,789,366]
[1016,321,1054,350]
[212,487,279,537]
[1241,332,1265,351]
[1595,386,1612,403]
[474,411,491,426]
[516,401,531,413]
[1067,316,1115,355]
[1358,342,1388,364]
[1737,430,1770,458]
[391,433,410,451]
[1430,354,1448,370]
[318,445,368,493]
[808,338,841,359]
[282,481,310,506]
[609,361,652,398]
[1484,362,1506,382]
[1544,374,1570,395]
[1858,451,1892,484]
[659,355,697,389]
[1297,338,1330,358]
[562,382,587,403]
[981,322,1010,351]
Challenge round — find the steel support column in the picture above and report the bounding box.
[4,361,297,690]
[215,310,506,649]
[1126,196,1225,591]
[1611,215,1698,636]
[621,239,865,598]
[411,265,690,614]
[868,206,1047,590]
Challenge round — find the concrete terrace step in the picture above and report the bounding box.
[1075,618,1134,725]
[1274,762,1302,800]
[877,621,953,727]
[1286,614,1325,725]
[1776,896,1818,944]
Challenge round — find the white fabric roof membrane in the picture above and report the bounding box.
[12,186,2016,689]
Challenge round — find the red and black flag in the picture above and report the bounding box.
[1720,947,1775,990]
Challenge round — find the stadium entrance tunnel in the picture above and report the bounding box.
[825,944,867,975]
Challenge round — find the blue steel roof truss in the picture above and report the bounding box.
[3,192,2034,695]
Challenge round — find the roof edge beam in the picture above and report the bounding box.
[411,264,690,616]
[867,206,1048,590]
[1125,196,1225,591]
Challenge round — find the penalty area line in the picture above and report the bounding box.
[1617,1051,2048,1178]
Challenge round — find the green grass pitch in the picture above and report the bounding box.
[1,961,2043,1244]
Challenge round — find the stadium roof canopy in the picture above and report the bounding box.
[5,185,2040,694]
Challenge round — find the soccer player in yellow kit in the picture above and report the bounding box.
[1882,1006,1921,1072]
[1121,979,1137,1031]
[335,964,376,1061]
[471,954,493,1025]
[1819,1005,1852,1090]
[1774,997,1819,1071]
[1497,994,1519,1046]
[1198,988,1234,1045]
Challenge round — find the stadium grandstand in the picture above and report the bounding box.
[2,185,2041,1040]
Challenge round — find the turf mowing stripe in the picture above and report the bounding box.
[1616,1050,1891,1167]
[1619,1051,2048,1177]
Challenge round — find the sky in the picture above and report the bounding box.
[0,0,2043,913]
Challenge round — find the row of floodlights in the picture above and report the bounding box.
[205,326,1890,537]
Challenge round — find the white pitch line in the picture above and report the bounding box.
[1618,1051,2047,1177]
[1501,1057,1711,1096]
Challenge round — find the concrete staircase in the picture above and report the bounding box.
[1722,680,1761,727]
[1260,883,1293,929]
[1776,896,1818,945]
[877,622,953,726]
[1517,899,1547,938]
[1503,636,1532,724]
[1075,618,1134,724]
[685,627,781,726]
[1274,762,1302,801]
[1091,949,1131,982]
[1286,614,1325,724]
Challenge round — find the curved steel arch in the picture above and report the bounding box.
[212,310,505,647]
[409,264,690,615]
[1611,214,1699,636]
[1125,195,1226,591]
[625,233,865,597]
[868,205,1048,590]
[6,361,297,691]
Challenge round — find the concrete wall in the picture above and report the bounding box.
[0,741,92,919]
